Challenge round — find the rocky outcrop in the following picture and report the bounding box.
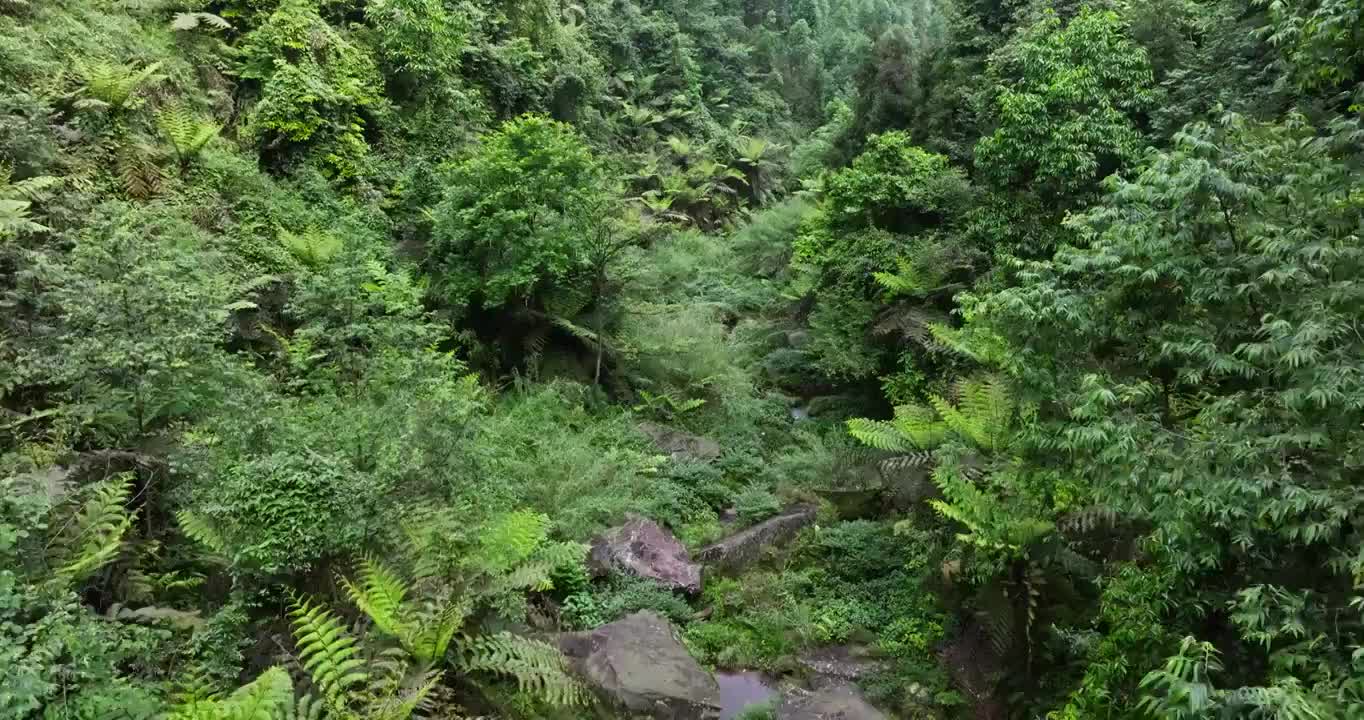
[775,682,886,720]
[638,422,722,463]
[589,516,703,593]
[697,505,816,572]
[798,646,885,682]
[559,611,721,720]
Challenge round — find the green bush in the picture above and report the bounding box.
[428,115,609,312]
[735,485,783,525]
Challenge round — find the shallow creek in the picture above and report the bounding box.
[715,671,777,719]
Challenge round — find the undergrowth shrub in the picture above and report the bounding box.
[735,485,783,525]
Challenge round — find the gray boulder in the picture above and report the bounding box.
[589,516,703,594]
[776,682,886,720]
[697,505,816,572]
[560,611,721,720]
[638,422,722,463]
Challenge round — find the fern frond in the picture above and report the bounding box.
[172,11,231,31]
[873,304,952,353]
[370,667,440,720]
[406,598,471,664]
[459,633,585,707]
[847,418,910,452]
[341,555,411,640]
[157,104,220,167]
[75,60,164,111]
[116,145,164,200]
[177,510,229,556]
[0,170,61,201]
[975,584,1016,658]
[289,596,369,705]
[276,693,325,720]
[469,511,551,576]
[489,541,587,595]
[873,256,948,298]
[50,474,135,586]
[1061,505,1118,534]
[891,404,948,449]
[280,228,342,268]
[879,452,935,473]
[221,667,292,720]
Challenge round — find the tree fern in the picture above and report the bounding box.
[288,596,370,707]
[458,632,585,706]
[488,539,587,596]
[279,228,342,268]
[171,11,230,31]
[73,60,164,112]
[156,104,219,172]
[49,474,135,587]
[929,374,1015,451]
[848,404,947,452]
[873,256,950,298]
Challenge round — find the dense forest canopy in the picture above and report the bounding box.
[3,0,1364,718]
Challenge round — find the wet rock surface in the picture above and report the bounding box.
[697,505,817,572]
[638,422,723,463]
[797,646,886,682]
[775,681,886,720]
[589,515,703,593]
[559,611,721,720]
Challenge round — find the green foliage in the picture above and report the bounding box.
[72,60,164,114]
[975,7,1155,205]
[7,202,237,444]
[734,485,782,525]
[428,115,608,312]
[287,597,382,713]
[9,0,1364,716]
[0,165,59,237]
[156,104,219,172]
[819,131,970,234]
[166,666,294,720]
[363,0,468,82]
[238,0,386,175]
[49,475,137,588]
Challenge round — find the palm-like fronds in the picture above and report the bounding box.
[166,667,294,720]
[49,474,135,587]
[930,374,1015,451]
[171,12,231,31]
[0,165,59,236]
[342,555,409,639]
[157,104,220,170]
[288,596,369,707]
[848,404,947,452]
[73,60,164,112]
[458,632,586,706]
[280,228,342,268]
[176,510,230,557]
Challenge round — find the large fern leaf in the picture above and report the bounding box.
[459,632,585,707]
[469,511,552,576]
[221,667,293,720]
[289,596,369,706]
[51,474,135,586]
[176,510,230,556]
[342,555,411,640]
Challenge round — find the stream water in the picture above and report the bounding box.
[715,671,777,719]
